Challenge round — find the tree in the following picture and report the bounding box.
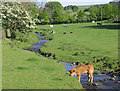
[45,1,63,10]
[52,9,65,23]
[102,4,118,20]
[89,6,100,21]
[68,15,76,23]
[21,2,40,24]
[77,10,86,22]
[72,5,78,12]
[1,2,36,40]
[64,5,78,12]
[88,4,119,21]
[44,1,64,24]
[38,10,50,24]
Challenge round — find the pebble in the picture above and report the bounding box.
[110,77,115,81]
[71,64,73,66]
[118,81,120,83]
[73,62,76,65]
[99,74,107,77]
[93,82,103,86]
[111,75,117,78]
[102,74,107,77]
[113,75,117,78]
[99,79,107,82]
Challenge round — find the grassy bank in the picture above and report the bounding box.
[77,5,92,11]
[2,43,83,89]
[37,23,119,73]
[2,30,39,49]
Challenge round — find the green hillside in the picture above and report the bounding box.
[77,5,92,11]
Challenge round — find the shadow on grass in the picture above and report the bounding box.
[82,25,119,30]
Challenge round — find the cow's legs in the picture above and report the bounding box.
[88,74,91,83]
[78,74,81,82]
[90,74,93,83]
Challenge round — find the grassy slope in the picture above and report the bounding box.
[38,23,118,71]
[2,30,40,49]
[77,5,92,11]
[2,43,83,89]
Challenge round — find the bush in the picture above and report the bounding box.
[94,69,100,74]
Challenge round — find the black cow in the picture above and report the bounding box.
[97,23,102,25]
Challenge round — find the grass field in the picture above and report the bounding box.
[2,44,83,89]
[37,23,119,72]
[77,5,92,11]
[2,22,119,89]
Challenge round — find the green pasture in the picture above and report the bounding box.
[2,44,83,89]
[77,5,92,11]
[37,23,119,71]
[2,22,119,89]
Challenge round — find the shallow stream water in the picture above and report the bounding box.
[23,33,120,90]
[61,62,120,89]
[23,33,49,53]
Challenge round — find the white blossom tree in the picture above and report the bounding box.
[1,2,37,39]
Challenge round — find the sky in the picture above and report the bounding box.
[45,0,113,6]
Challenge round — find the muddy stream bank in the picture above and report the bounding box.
[23,33,120,90]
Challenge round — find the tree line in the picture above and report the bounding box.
[1,1,119,41]
[33,1,119,24]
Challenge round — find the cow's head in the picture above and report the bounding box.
[68,69,76,76]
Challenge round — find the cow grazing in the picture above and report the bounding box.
[51,30,55,34]
[92,21,95,23]
[97,23,102,25]
[63,25,67,28]
[50,25,53,28]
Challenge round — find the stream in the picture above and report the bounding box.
[23,33,120,90]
